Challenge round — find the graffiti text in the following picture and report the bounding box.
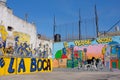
[74,40,91,46]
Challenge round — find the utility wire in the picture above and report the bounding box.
[99,19,120,36]
[106,19,120,32]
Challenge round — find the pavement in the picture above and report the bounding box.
[0,72,120,80]
[53,67,111,72]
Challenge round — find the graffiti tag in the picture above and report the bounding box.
[97,37,112,44]
[63,42,69,48]
[74,40,91,46]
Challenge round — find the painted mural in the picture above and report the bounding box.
[12,32,33,57]
[53,36,120,70]
[13,31,30,44]
[0,57,52,76]
[0,25,52,58]
[0,25,53,76]
[0,25,8,55]
[35,40,52,58]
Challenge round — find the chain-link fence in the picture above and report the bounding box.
[54,19,120,42]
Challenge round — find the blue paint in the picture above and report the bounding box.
[8,58,15,73]
[0,58,5,68]
[111,46,117,55]
[62,48,66,55]
[116,46,120,58]
[18,58,26,72]
[30,58,51,72]
[30,58,36,72]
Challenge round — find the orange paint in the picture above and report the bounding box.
[86,53,103,59]
[110,59,118,69]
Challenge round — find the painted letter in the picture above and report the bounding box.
[18,58,26,72]
[8,58,15,73]
[30,58,36,72]
[43,59,51,71]
[37,59,42,71]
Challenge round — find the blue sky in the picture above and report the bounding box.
[7,0,120,39]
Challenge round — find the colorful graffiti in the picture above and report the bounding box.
[13,31,30,44]
[0,57,52,76]
[0,25,8,55]
[35,40,52,58]
[0,25,52,58]
[53,36,120,70]
[0,25,8,41]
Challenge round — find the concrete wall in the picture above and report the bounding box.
[0,3,37,48]
[0,57,52,76]
[52,36,120,71]
[0,3,53,58]
[36,39,53,58]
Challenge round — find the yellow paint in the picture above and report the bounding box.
[0,47,5,55]
[37,58,52,72]
[13,31,30,44]
[0,57,52,76]
[97,37,112,43]
[0,57,5,76]
[17,58,33,74]
[4,58,17,75]
[102,45,107,55]
[0,66,5,76]
[17,58,52,74]
[0,57,17,76]
[63,42,69,48]
[82,51,85,61]
[0,25,8,41]
[74,40,91,46]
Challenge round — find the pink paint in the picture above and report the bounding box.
[73,44,105,58]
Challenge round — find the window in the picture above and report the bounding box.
[37,34,41,39]
[7,26,13,31]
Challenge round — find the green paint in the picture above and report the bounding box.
[67,60,72,68]
[112,62,117,68]
[74,59,78,67]
[119,59,120,69]
[55,50,62,59]
[67,59,78,68]
[79,50,82,60]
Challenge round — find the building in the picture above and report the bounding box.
[0,0,37,49]
[98,26,120,38]
[0,0,53,58]
[35,34,53,58]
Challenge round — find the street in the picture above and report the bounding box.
[0,72,120,80]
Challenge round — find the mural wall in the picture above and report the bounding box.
[0,25,53,76]
[35,40,53,58]
[53,36,120,70]
[0,25,8,55]
[0,57,52,76]
[0,25,52,58]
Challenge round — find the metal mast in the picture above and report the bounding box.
[53,15,56,40]
[95,5,99,37]
[78,9,81,40]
